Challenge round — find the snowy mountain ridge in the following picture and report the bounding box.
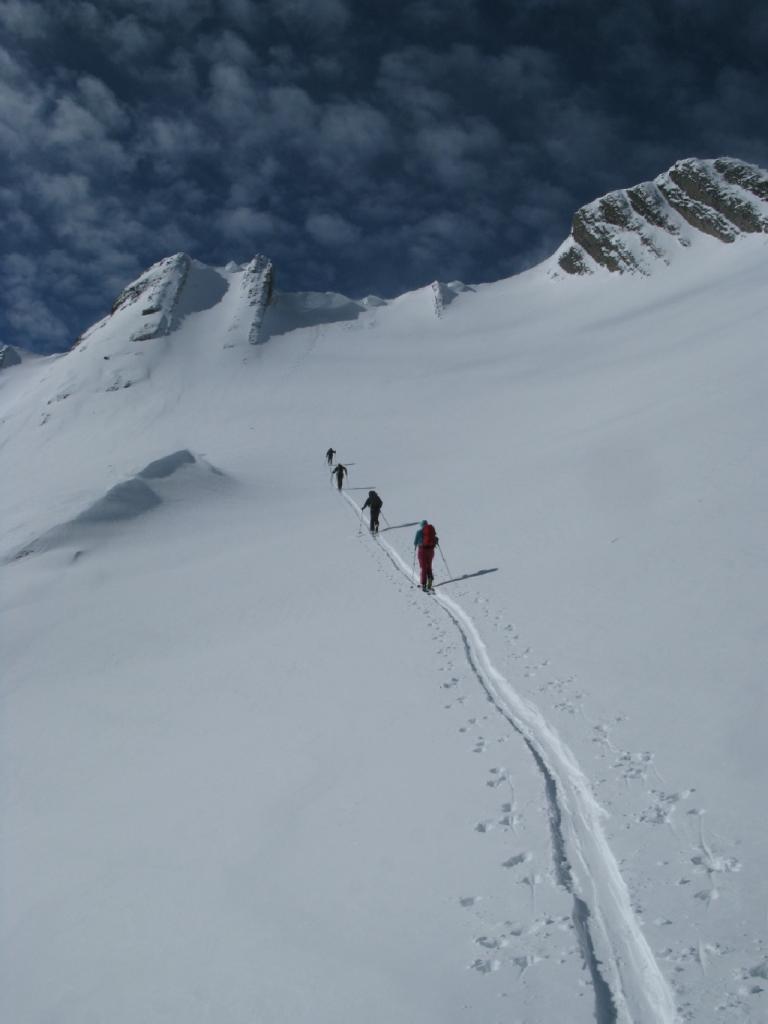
[8,156,750,367]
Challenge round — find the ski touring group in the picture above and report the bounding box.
[326,447,442,593]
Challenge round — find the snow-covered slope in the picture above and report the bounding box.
[1,176,767,1023]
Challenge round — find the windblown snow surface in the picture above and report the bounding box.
[1,246,766,1023]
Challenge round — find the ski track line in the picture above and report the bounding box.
[342,495,678,1024]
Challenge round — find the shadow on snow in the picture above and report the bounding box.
[434,568,499,587]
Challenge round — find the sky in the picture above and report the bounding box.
[1,0,767,354]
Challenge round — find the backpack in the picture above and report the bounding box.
[421,523,436,546]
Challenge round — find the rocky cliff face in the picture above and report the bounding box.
[554,158,768,276]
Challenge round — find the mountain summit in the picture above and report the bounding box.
[553,157,768,276]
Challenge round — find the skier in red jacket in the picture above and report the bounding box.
[414,520,438,591]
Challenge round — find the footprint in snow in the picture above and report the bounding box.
[554,699,579,715]
[512,953,543,976]
[475,935,509,950]
[502,851,532,869]
[639,788,692,824]
[486,767,508,788]
[468,957,500,974]
[691,850,741,875]
[693,887,720,906]
[614,750,658,784]
[504,921,526,937]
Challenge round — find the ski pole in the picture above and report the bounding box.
[437,542,452,579]
[412,547,417,583]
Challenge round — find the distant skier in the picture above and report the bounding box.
[332,463,348,491]
[414,520,438,591]
[325,447,336,466]
[361,490,383,533]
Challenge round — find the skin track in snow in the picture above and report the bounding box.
[343,493,678,1024]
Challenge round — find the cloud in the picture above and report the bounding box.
[305,212,361,246]
[403,0,479,29]
[143,115,209,161]
[267,83,317,135]
[1,252,70,349]
[0,0,49,38]
[270,0,350,34]
[75,75,129,131]
[208,62,263,128]
[29,172,92,210]
[315,102,395,172]
[414,118,502,188]
[199,28,259,67]
[221,0,268,32]
[116,0,214,27]
[218,207,280,240]
[109,15,164,60]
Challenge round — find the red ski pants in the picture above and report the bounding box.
[417,545,435,586]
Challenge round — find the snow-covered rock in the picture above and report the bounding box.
[238,253,274,345]
[112,252,191,342]
[0,344,21,370]
[431,280,475,318]
[553,157,768,276]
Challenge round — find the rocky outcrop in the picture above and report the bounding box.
[0,344,21,370]
[110,253,191,341]
[554,158,768,276]
[431,280,474,318]
[224,254,275,345]
[242,255,274,345]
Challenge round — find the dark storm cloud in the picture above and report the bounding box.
[0,0,766,352]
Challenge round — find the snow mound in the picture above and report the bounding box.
[260,289,373,341]
[7,449,225,561]
[74,478,161,524]
[136,449,198,480]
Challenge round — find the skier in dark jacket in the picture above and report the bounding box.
[325,447,336,466]
[414,520,438,590]
[332,463,348,490]
[361,490,383,533]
